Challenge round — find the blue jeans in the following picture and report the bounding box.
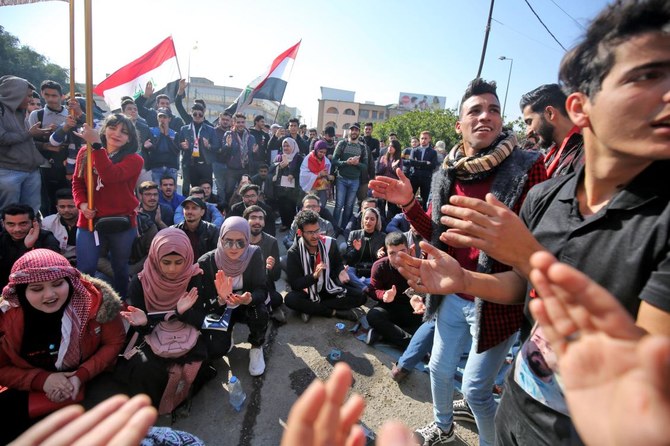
[0,168,41,215]
[397,318,435,370]
[211,162,227,199]
[346,267,370,291]
[76,226,137,300]
[430,294,516,446]
[150,167,178,186]
[334,177,359,229]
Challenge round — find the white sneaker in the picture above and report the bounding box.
[249,347,265,376]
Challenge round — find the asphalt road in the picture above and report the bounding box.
[172,226,480,446]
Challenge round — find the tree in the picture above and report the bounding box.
[0,26,69,89]
[373,109,460,148]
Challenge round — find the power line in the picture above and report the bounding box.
[523,0,568,51]
[491,18,562,53]
[548,0,586,30]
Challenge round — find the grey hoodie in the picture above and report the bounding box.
[0,75,45,171]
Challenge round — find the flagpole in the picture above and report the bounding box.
[68,0,75,103]
[84,0,94,231]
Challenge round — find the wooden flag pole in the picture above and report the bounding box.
[68,0,74,102]
[84,0,94,231]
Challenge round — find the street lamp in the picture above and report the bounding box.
[499,56,514,121]
[186,41,198,105]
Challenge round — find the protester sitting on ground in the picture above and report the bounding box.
[0,249,125,444]
[227,174,252,213]
[272,137,304,231]
[73,114,144,300]
[284,210,365,323]
[342,197,385,239]
[228,183,275,236]
[199,179,226,213]
[344,207,386,291]
[243,205,286,324]
[117,228,207,414]
[0,203,60,288]
[173,186,224,229]
[283,194,336,249]
[157,175,184,213]
[137,180,174,230]
[41,188,79,266]
[251,163,274,206]
[196,217,269,376]
[172,196,218,260]
[365,232,423,350]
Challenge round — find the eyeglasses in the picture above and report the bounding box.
[243,194,258,199]
[302,230,321,237]
[222,239,246,249]
[192,112,204,118]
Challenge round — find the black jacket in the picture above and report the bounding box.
[173,220,219,259]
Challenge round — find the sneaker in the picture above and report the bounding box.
[365,328,380,345]
[334,308,363,322]
[272,305,287,324]
[390,362,411,383]
[453,399,475,423]
[249,347,265,376]
[300,312,311,323]
[413,422,454,445]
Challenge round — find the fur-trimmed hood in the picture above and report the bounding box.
[83,275,123,324]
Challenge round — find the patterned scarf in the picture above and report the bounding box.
[297,236,344,302]
[444,131,517,182]
[234,129,250,168]
[1,249,92,371]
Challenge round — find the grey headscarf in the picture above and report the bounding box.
[213,216,259,277]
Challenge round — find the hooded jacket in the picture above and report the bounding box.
[0,76,45,172]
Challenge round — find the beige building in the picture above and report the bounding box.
[316,87,391,137]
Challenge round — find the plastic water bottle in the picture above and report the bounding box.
[228,375,246,412]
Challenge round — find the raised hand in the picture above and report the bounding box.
[73,123,102,146]
[215,270,234,303]
[409,295,425,314]
[24,220,40,249]
[382,285,396,303]
[528,251,668,446]
[368,167,414,207]
[177,287,198,315]
[144,81,154,98]
[312,262,326,280]
[396,241,465,295]
[120,306,148,327]
[352,239,362,251]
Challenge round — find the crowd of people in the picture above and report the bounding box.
[0,0,669,444]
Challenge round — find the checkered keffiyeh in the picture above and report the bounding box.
[1,249,91,371]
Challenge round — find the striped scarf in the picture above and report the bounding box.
[445,132,517,182]
[298,236,344,302]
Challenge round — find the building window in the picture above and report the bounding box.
[379,112,385,120]
[326,107,339,114]
[325,121,337,129]
[343,108,355,116]
[371,110,378,119]
[342,123,351,130]
[359,109,369,119]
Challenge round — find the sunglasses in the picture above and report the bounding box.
[222,239,246,249]
[192,112,204,117]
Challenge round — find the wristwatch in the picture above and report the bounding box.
[91,142,103,150]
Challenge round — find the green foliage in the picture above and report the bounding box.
[275,109,292,127]
[506,116,527,142]
[373,109,460,148]
[0,26,69,90]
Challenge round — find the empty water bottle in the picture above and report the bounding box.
[228,375,247,412]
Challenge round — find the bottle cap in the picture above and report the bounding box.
[230,376,238,383]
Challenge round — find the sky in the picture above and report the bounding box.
[1,0,612,126]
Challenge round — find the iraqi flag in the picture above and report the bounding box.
[226,40,301,115]
[93,36,180,111]
[0,0,67,5]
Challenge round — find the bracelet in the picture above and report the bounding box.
[400,197,415,209]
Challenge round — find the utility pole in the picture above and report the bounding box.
[476,0,495,78]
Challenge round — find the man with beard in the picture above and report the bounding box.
[222,113,257,202]
[137,180,174,230]
[228,184,275,236]
[211,111,233,201]
[363,122,381,160]
[521,83,584,178]
[177,103,217,196]
[284,210,365,323]
[243,205,286,323]
[333,122,369,230]
[41,188,79,264]
[0,203,59,287]
[172,196,218,259]
[158,175,184,212]
[249,115,270,166]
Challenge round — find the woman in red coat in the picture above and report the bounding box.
[0,249,125,443]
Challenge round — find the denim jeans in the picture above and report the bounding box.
[0,168,41,215]
[430,294,516,446]
[76,226,137,300]
[334,177,359,229]
[397,318,435,370]
[211,162,227,198]
[150,167,178,186]
[346,267,370,291]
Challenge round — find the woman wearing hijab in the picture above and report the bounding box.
[299,139,333,206]
[272,137,304,231]
[116,228,206,414]
[196,217,269,376]
[345,207,386,291]
[0,249,125,444]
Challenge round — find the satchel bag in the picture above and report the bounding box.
[145,320,199,359]
[94,216,132,234]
